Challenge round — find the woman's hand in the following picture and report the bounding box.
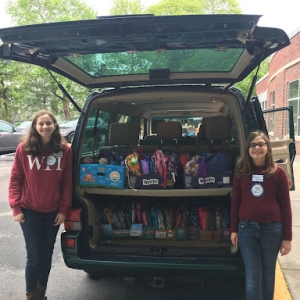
[13,213,25,223]
[231,232,238,246]
[280,240,292,256]
[54,213,66,226]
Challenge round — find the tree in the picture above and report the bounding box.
[110,0,144,15]
[7,0,97,25]
[145,0,241,15]
[4,0,97,120]
[235,58,270,97]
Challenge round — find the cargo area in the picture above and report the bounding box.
[75,193,234,258]
[73,88,243,255]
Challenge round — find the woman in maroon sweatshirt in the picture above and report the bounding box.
[230,130,292,300]
[8,111,72,300]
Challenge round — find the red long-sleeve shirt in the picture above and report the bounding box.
[9,143,73,216]
[230,166,292,241]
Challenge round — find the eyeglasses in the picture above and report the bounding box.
[249,142,267,148]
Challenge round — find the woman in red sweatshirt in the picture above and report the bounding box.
[230,130,292,300]
[8,111,72,300]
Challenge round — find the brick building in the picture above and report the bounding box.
[256,27,300,155]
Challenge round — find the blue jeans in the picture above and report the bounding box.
[20,208,60,293]
[238,220,283,300]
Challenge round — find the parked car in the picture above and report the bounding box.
[0,120,25,153]
[59,117,108,144]
[0,14,295,282]
[15,120,32,132]
[59,118,78,143]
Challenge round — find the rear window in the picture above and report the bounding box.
[64,48,243,77]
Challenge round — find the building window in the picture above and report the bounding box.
[288,80,299,136]
[269,91,275,132]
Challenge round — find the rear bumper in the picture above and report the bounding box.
[64,256,244,277]
[61,232,244,277]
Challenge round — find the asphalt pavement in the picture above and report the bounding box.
[1,152,300,299]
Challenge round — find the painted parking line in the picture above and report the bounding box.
[275,260,292,300]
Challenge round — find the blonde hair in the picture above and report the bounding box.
[235,130,276,179]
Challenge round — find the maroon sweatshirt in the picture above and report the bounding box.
[9,143,72,216]
[230,166,292,241]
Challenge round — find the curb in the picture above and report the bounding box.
[275,260,292,300]
[0,153,15,161]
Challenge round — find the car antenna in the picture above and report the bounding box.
[46,68,82,113]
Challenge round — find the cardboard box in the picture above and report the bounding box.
[155,230,168,239]
[217,172,232,188]
[143,226,156,239]
[79,164,125,189]
[219,228,231,242]
[113,229,130,238]
[175,227,188,240]
[187,226,200,240]
[200,230,220,241]
[129,174,174,189]
[184,172,232,189]
[130,224,143,238]
[155,229,174,239]
[101,224,114,240]
[166,230,175,239]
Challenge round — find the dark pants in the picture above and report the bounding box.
[238,220,283,300]
[20,208,60,293]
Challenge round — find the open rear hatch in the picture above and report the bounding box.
[0,14,290,89]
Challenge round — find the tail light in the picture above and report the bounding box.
[63,238,75,248]
[64,208,82,231]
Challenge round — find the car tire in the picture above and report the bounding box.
[68,132,75,143]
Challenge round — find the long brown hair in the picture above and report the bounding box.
[22,110,66,154]
[235,130,276,179]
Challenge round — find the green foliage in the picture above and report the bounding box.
[234,58,270,97]
[146,0,204,15]
[3,0,96,121]
[145,0,241,15]
[6,0,97,25]
[110,0,144,15]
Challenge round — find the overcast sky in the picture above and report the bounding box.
[0,0,299,35]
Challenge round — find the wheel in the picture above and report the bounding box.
[68,132,75,143]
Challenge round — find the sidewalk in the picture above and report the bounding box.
[277,158,300,300]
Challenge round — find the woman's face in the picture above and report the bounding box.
[248,135,268,166]
[34,114,57,142]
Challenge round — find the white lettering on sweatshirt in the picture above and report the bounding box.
[27,155,62,171]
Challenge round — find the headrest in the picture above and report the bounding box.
[157,121,182,140]
[109,123,138,145]
[205,116,231,141]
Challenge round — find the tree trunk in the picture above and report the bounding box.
[63,95,71,119]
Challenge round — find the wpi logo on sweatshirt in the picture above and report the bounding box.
[27,155,62,171]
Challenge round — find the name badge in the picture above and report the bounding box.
[47,155,57,166]
[250,183,264,197]
[252,174,264,182]
[54,151,63,158]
